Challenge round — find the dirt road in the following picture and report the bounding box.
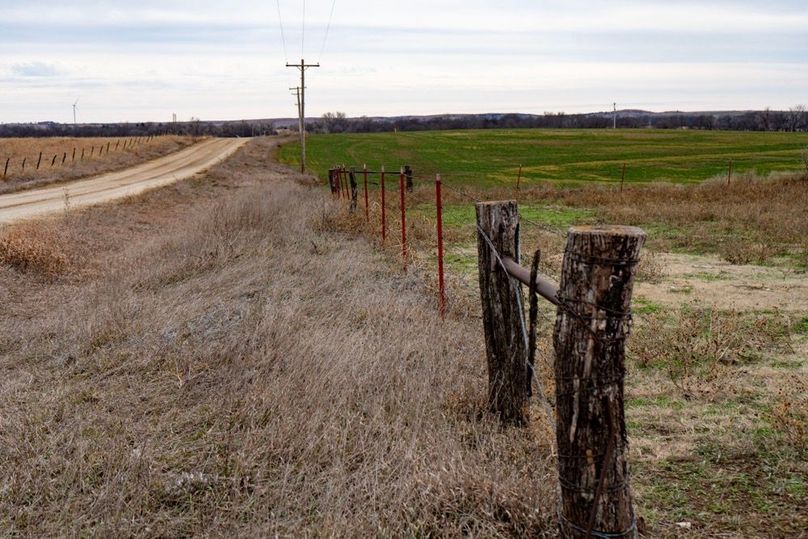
[0,137,248,224]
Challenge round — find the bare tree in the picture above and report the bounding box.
[322,112,348,134]
[758,107,771,131]
[787,105,806,132]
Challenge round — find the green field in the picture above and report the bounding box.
[279,129,808,186]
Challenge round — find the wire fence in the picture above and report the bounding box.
[327,163,643,536]
[1,136,157,180]
[326,163,573,407]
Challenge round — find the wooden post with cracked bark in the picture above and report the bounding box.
[476,200,529,425]
[554,225,645,539]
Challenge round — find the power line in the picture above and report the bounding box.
[301,0,306,58]
[275,0,288,62]
[318,0,337,62]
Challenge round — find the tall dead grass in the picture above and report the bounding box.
[0,139,557,536]
[430,172,808,266]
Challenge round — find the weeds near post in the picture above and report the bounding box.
[630,306,792,397]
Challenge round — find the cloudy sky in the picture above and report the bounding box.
[1,0,806,123]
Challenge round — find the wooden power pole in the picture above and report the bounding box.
[290,86,303,141]
[286,59,319,173]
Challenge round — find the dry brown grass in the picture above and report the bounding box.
[0,222,72,277]
[2,138,805,537]
[426,173,808,266]
[558,173,808,264]
[0,135,195,194]
[323,171,808,537]
[0,138,558,537]
[629,306,794,396]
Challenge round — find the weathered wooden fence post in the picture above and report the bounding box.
[476,200,529,425]
[554,225,645,539]
[3,157,9,178]
[36,152,42,170]
[363,164,369,222]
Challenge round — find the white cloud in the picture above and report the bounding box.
[0,0,806,122]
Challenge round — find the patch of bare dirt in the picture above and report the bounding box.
[637,253,808,311]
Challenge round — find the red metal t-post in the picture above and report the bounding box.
[436,174,446,319]
[380,166,387,243]
[400,167,408,271]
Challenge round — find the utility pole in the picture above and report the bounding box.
[290,87,303,142]
[286,58,319,173]
[613,102,617,129]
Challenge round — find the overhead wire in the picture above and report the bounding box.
[275,0,289,62]
[301,0,306,58]
[318,0,337,62]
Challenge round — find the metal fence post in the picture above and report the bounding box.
[400,167,408,271]
[436,174,446,319]
[380,167,387,244]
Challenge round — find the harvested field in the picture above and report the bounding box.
[0,136,195,194]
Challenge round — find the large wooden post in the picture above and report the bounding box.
[476,200,529,425]
[554,225,645,538]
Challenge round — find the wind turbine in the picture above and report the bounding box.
[73,98,79,125]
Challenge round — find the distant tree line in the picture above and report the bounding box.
[3,106,806,138]
[310,106,808,134]
[0,120,278,138]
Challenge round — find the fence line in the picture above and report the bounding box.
[0,136,169,181]
[326,162,644,538]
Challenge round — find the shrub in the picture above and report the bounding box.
[0,225,68,276]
